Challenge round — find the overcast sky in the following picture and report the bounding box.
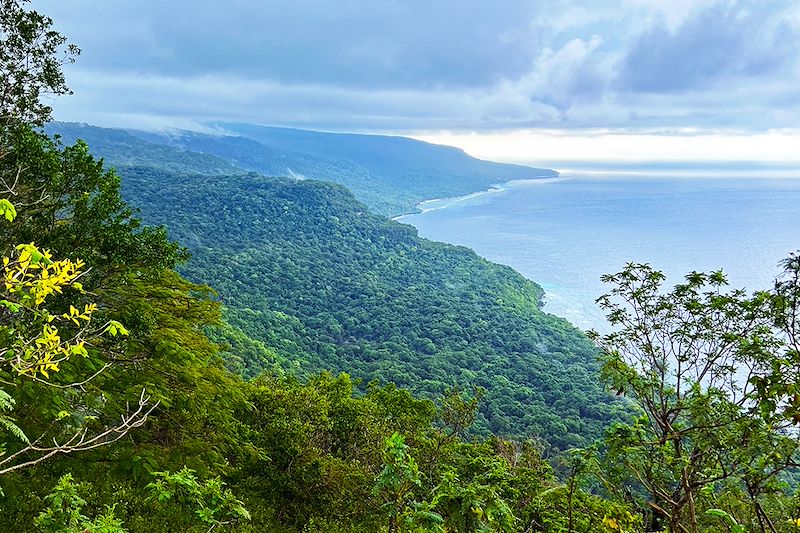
[32,0,800,162]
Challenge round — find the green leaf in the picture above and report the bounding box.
[706,509,745,533]
[104,320,129,337]
[0,199,17,222]
[0,300,21,313]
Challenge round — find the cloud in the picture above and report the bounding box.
[35,0,544,90]
[617,1,800,93]
[414,128,800,165]
[32,0,800,133]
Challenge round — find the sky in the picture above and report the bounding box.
[32,0,800,163]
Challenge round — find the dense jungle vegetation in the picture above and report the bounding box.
[118,166,623,447]
[0,1,798,531]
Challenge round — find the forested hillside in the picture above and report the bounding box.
[119,166,621,447]
[45,122,239,174]
[4,1,799,529]
[47,121,557,216]
[41,124,617,447]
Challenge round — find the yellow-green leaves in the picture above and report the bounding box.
[4,244,83,306]
[0,242,123,380]
[62,304,94,326]
[104,320,129,337]
[0,199,16,222]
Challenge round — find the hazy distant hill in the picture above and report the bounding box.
[47,122,556,216]
[45,122,239,175]
[211,123,557,215]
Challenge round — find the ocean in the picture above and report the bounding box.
[397,167,800,331]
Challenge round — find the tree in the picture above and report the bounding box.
[146,468,250,531]
[0,193,157,475]
[560,447,597,533]
[752,251,800,427]
[0,0,161,474]
[590,261,800,533]
[374,432,443,533]
[34,474,126,533]
[0,0,178,479]
[0,0,79,127]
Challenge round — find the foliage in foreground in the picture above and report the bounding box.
[590,258,800,533]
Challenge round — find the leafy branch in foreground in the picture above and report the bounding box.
[146,468,250,531]
[35,473,126,533]
[589,258,800,533]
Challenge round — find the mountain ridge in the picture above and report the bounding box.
[46,121,557,216]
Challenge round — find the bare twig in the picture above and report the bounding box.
[0,389,157,475]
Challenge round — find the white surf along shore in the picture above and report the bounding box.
[391,173,575,325]
[391,166,800,332]
[392,174,567,221]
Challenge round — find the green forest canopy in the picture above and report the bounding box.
[119,166,624,448]
[2,2,798,530]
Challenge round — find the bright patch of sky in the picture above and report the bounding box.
[32,0,800,161]
[413,129,800,166]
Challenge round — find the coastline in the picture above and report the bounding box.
[391,172,563,222]
[392,169,800,332]
[391,171,572,324]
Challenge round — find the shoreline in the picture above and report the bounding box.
[391,173,563,222]
[390,172,572,323]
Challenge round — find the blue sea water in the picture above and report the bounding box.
[397,168,800,331]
